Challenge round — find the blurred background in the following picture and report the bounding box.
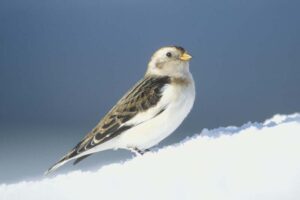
[0,0,299,183]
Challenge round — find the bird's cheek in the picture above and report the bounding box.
[156,62,163,69]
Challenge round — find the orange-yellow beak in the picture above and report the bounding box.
[180,52,192,61]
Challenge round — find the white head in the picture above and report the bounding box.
[146,46,192,77]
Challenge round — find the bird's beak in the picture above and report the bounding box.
[180,52,192,61]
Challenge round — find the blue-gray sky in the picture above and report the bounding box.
[0,0,299,183]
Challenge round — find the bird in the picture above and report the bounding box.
[46,46,195,174]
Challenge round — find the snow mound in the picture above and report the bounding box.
[1,113,300,200]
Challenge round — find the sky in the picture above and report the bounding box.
[1,113,300,200]
[0,0,300,183]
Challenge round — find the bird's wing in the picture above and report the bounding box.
[46,75,171,174]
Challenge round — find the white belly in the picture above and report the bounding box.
[116,79,195,150]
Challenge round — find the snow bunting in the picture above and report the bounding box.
[46,46,195,174]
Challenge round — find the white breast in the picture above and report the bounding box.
[116,75,195,150]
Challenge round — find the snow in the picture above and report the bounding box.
[1,113,300,200]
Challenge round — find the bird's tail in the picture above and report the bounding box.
[44,160,67,175]
[44,150,76,175]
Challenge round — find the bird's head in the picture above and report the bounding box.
[146,46,192,77]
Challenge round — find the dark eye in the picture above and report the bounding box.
[166,52,172,57]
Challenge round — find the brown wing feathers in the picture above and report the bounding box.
[59,76,171,165]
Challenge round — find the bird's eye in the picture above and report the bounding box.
[166,52,172,57]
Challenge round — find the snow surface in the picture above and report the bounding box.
[1,113,300,200]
